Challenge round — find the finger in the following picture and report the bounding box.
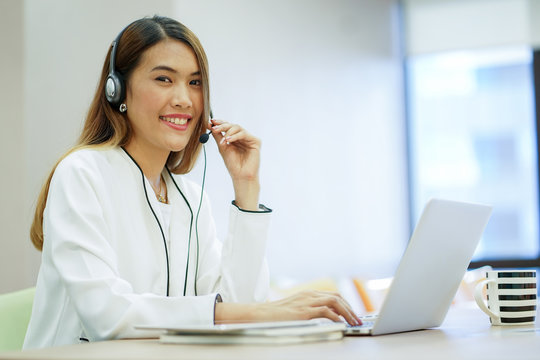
[221,129,247,145]
[334,297,361,326]
[330,294,362,325]
[220,125,243,145]
[310,306,342,323]
[209,121,237,145]
[312,293,361,326]
[215,124,258,149]
[210,119,232,134]
[209,119,227,134]
[334,298,361,326]
[209,122,225,143]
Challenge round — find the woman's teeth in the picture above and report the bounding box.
[161,116,188,125]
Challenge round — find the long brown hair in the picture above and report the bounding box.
[30,16,211,251]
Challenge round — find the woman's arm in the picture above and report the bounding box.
[215,290,361,326]
[209,119,261,211]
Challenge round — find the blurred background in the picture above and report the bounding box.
[1,0,539,298]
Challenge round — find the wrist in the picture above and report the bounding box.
[233,179,260,211]
[214,303,259,324]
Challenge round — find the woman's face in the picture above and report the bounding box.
[125,39,203,156]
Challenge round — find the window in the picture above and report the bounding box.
[406,46,540,267]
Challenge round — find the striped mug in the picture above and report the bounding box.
[474,269,536,325]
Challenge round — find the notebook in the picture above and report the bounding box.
[137,319,346,344]
[346,198,492,335]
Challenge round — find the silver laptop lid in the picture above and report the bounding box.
[371,198,492,335]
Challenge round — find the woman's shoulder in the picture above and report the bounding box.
[57,146,123,170]
[53,146,126,182]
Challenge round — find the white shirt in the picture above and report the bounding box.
[156,200,172,249]
[23,147,271,349]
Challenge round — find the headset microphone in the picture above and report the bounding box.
[198,110,214,144]
[199,131,211,144]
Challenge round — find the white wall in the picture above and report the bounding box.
[404,0,540,55]
[0,0,27,293]
[177,0,408,280]
[532,0,540,46]
[0,0,407,293]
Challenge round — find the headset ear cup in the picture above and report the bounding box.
[105,72,125,107]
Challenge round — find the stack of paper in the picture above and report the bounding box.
[137,320,346,345]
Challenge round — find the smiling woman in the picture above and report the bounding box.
[23,15,359,350]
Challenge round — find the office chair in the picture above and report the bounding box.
[0,287,35,351]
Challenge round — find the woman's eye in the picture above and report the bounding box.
[156,76,172,83]
[190,79,202,86]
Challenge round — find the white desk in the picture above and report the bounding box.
[2,305,539,360]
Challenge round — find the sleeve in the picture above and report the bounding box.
[193,191,273,303]
[43,158,220,341]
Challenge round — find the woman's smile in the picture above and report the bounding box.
[160,114,192,130]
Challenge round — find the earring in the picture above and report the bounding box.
[119,103,127,113]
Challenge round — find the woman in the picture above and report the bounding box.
[24,16,360,349]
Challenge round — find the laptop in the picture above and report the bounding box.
[346,198,492,336]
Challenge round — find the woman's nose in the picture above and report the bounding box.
[173,85,192,108]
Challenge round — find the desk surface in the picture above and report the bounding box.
[2,304,539,360]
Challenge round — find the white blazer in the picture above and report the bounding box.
[23,147,271,349]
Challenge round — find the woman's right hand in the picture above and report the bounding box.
[214,290,361,326]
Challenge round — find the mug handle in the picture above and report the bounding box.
[474,279,499,319]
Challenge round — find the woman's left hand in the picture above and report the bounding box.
[209,119,261,211]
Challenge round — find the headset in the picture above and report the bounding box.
[105,27,126,107]
[109,24,211,297]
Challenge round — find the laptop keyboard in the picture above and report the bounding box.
[348,314,378,328]
[348,321,375,329]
